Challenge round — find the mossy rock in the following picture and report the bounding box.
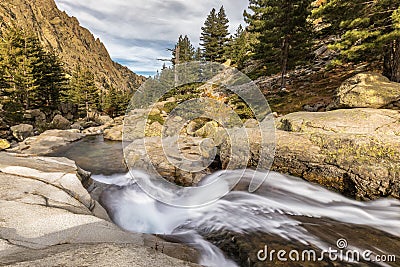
[0,139,11,150]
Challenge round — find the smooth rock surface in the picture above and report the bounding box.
[277,109,400,199]
[277,108,400,135]
[219,108,400,200]
[9,129,84,155]
[0,153,199,266]
[328,72,400,109]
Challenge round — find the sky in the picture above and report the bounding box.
[54,0,249,77]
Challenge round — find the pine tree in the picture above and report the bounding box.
[103,86,130,117]
[244,0,313,88]
[172,35,195,65]
[33,51,67,111]
[103,86,118,117]
[200,6,230,62]
[194,47,203,61]
[225,24,252,67]
[0,28,40,109]
[0,27,67,114]
[67,66,100,120]
[314,0,400,82]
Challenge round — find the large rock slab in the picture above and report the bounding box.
[219,108,400,200]
[0,153,199,266]
[277,108,400,135]
[274,109,400,199]
[124,136,218,186]
[1,243,198,267]
[328,72,400,109]
[9,129,84,155]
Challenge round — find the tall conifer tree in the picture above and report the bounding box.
[172,35,195,65]
[0,27,67,113]
[244,0,313,88]
[314,0,400,82]
[200,6,230,62]
[67,66,99,120]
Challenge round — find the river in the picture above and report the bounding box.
[51,136,400,267]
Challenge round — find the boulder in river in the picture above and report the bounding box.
[124,136,218,186]
[10,129,84,155]
[103,125,123,141]
[95,115,114,125]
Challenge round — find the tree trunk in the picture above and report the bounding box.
[281,36,290,89]
[383,39,400,82]
[174,45,180,86]
[85,91,89,121]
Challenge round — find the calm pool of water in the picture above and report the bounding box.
[48,135,127,175]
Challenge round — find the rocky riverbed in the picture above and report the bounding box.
[0,153,199,266]
[3,72,399,200]
[0,71,399,265]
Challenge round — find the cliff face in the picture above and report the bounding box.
[0,0,145,92]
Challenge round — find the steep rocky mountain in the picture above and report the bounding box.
[0,0,145,92]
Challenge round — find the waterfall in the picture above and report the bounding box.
[94,170,400,266]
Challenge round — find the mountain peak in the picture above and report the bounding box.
[0,0,145,92]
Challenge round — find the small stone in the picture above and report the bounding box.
[244,119,259,128]
[145,121,163,137]
[149,108,161,116]
[173,116,183,122]
[186,121,198,135]
[95,115,114,125]
[10,124,34,141]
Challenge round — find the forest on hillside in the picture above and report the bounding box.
[0,27,130,124]
[167,0,400,87]
[1,0,400,125]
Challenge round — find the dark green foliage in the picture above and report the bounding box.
[1,101,23,123]
[314,0,400,82]
[0,28,40,109]
[103,86,131,117]
[147,113,164,125]
[200,6,230,62]
[227,93,255,120]
[33,51,68,112]
[161,82,205,102]
[172,35,195,65]
[66,66,100,120]
[244,0,313,87]
[162,101,178,113]
[0,27,67,120]
[194,47,203,61]
[224,24,253,67]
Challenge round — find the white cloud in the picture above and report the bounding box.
[54,0,248,75]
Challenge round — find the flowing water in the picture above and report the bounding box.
[54,136,400,266]
[95,171,400,267]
